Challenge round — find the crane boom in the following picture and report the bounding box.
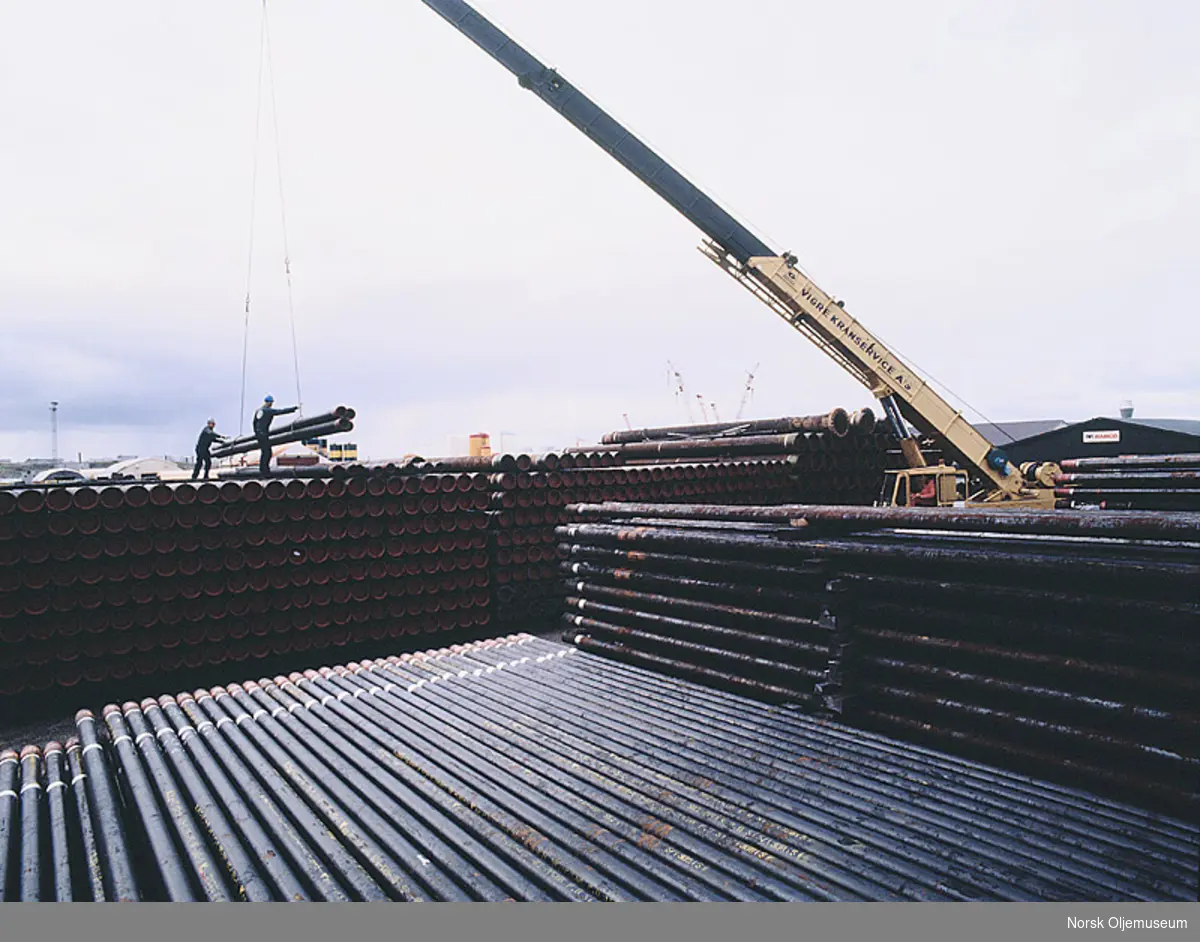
[420,0,1048,504]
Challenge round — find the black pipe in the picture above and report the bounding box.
[42,743,73,901]
[566,580,832,641]
[279,671,672,901]
[442,642,1106,900]
[560,560,833,615]
[72,711,140,901]
[564,631,805,703]
[64,739,107,901]
[533,640,1197,888]
[225,682,536,902]
[602,410,851,444]
[0,749,15,901]
[313,662,760,900]
[1060,453,1200,472]
[565,501,1200,543]
[101,705,200,901]
[333,661,802,900]
[560,543,826,589]
[502,638,1193,899]
[18,746,43,901]
[119,702,242,901]
[193,686,430,901]
[164,694,363,902]
[569,434,831,461]
[243,678,588,902]
[368,653,906,901]
[140,697,302,901]
[210,419,353,460]
[543,641,1197,851]
[565,596,831,667]
[215,407,354,452]
[557,523,1200,591]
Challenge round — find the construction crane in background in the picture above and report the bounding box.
[666,361,695,422]
[420,0,1062,508]
[736,364,760,420]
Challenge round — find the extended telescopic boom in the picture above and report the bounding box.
[420,0,1045,503]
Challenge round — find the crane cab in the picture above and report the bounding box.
[879,465,969,508]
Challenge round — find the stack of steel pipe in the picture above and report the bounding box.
[2,636,1194,900]
[0,471,492,704]
[585,408,895,506]
[483,455,810,629]
[1053,452,1200,510]
[560,502,1200,817]
[0,736,140,901]
[209,406,356,461]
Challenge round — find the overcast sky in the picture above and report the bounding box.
[1,0,1196,462]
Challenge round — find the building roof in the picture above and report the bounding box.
[975,420,1068,445]
[976,417,1200,447]
[1133,417,1200,437]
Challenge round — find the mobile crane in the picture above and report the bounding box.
[420,0,1060,508]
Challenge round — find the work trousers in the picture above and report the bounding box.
[258,437,272,475]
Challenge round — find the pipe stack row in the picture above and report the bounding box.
[209,405,356,461]
[0,473,492,703]
[1054,452,1200,510]
[486,457,798,629]
[559,502,1200,817]
[586,407,894,506]
[3,635,1194,900]
[0,730,139,901]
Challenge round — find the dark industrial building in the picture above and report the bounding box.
[976,415,1200,465]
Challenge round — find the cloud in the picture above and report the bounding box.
[0,0,1196,464]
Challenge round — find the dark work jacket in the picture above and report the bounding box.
[253,405,298,438]
[195,427,226,456]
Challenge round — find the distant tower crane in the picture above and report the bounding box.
[666,361,695,422]
[736,364,761,420]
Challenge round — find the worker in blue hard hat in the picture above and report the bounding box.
[252,394,298,475]
[192,418,228,481]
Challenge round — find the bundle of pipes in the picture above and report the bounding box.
[0,737,139,901]
[1053,452,1200,511]
[209,406,356,461]
[559,503,1200,817]
[2,636,1194,900]
[486,459,806,629]
[576,408,894,508]
[601,408,865,444]
[0,473,492,705]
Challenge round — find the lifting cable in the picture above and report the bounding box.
[239,0,304,435]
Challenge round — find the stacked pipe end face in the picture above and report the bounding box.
[0,467,493,701]
[0,406,893,699]
[560,501,1200,819]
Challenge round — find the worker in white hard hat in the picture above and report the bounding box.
[193,418,227,481]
